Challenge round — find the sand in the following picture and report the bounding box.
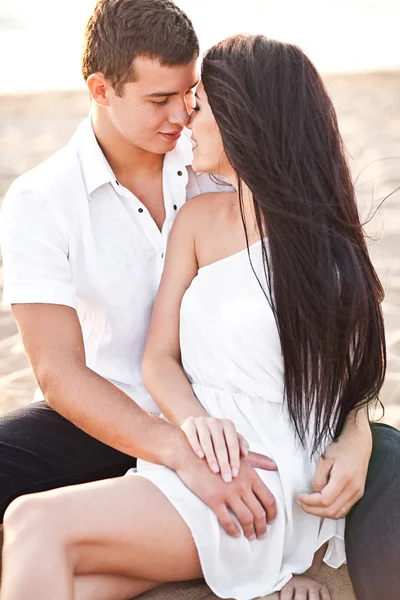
[0,72,399,599]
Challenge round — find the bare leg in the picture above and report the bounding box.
[1,476,202,600]
[75,574,159,600]
[304,542,328,577]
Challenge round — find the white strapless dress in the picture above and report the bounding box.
[127,239,345,599]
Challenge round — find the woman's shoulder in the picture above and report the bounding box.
[172,192,237,251]
[181,190,236,222]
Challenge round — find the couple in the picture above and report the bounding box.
[0,1,398,599]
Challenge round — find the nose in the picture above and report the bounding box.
[169,99,191,128]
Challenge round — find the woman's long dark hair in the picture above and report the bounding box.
[202,35,386,452]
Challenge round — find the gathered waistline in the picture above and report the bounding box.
[191,381,270,402]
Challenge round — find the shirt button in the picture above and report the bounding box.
[173,204,178,210]
[177,170,183,176]
[161,253,164,258]
[138,208,144,213]
[115,180,120,186]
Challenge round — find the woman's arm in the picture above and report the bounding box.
[297,405,372,519]
[143,197,250,480]
[142,199,208,426]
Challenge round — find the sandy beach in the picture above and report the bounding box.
[1,71,399,422]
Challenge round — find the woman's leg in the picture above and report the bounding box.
[1,476,203,600]
[345,423,400,600]
[74,574,158,600]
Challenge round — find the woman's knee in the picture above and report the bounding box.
[3,492,64,549]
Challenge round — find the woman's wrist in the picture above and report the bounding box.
[343,405,371,435]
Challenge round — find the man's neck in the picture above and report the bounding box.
[91,108,164,183]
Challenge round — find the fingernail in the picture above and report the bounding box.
[212,463,220,474]
[249,534,256,541]
[222,472,232,483]
[259,532,267,540]
[232,467,239,478]
[197,450,205,458]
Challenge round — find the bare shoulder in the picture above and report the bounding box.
[179,191,236,227]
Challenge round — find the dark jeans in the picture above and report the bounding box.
[0,401,136,520]
[0,403,399,599]
[345,422,400,600]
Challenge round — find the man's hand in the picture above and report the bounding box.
[297,426,372,520]
[175,443,277,540]
[246,450,277,472]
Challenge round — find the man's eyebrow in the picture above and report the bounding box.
[145,80,200,98]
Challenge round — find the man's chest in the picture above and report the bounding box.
[68,190,169,315]
[119,174,166,231]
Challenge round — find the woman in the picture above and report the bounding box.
[0,35,385,600]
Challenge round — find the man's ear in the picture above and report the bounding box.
[87,73,112,107]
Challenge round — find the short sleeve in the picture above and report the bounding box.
[0,184,76,308]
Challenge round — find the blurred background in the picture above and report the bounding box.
[0,0,399,423]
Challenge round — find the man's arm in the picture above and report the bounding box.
[12,302,182,467]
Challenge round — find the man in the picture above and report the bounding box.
[0,0,276,541]
[0,1,399,598]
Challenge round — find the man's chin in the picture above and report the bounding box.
[155,138,179,154]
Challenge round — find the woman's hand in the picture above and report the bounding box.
[296,425,372,519]
[181,416,249,482]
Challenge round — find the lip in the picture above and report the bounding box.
[160,131,182,142]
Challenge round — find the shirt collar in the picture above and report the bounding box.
[71,116,119,197]
[71,116,194,197]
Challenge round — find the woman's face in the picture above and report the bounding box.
[188,82,231,176]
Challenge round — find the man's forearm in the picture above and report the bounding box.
[40,357,186,468]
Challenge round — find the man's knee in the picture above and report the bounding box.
[370,422,400,458]
[365,423,400,493]
[348,423,400,514]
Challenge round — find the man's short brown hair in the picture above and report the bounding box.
[82,0,199,95]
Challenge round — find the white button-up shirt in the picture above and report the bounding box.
[0,117,228,413]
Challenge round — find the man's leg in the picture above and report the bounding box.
[0,401,136,522]
[345,422,400,600]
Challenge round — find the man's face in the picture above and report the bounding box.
[107,57,199,154]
